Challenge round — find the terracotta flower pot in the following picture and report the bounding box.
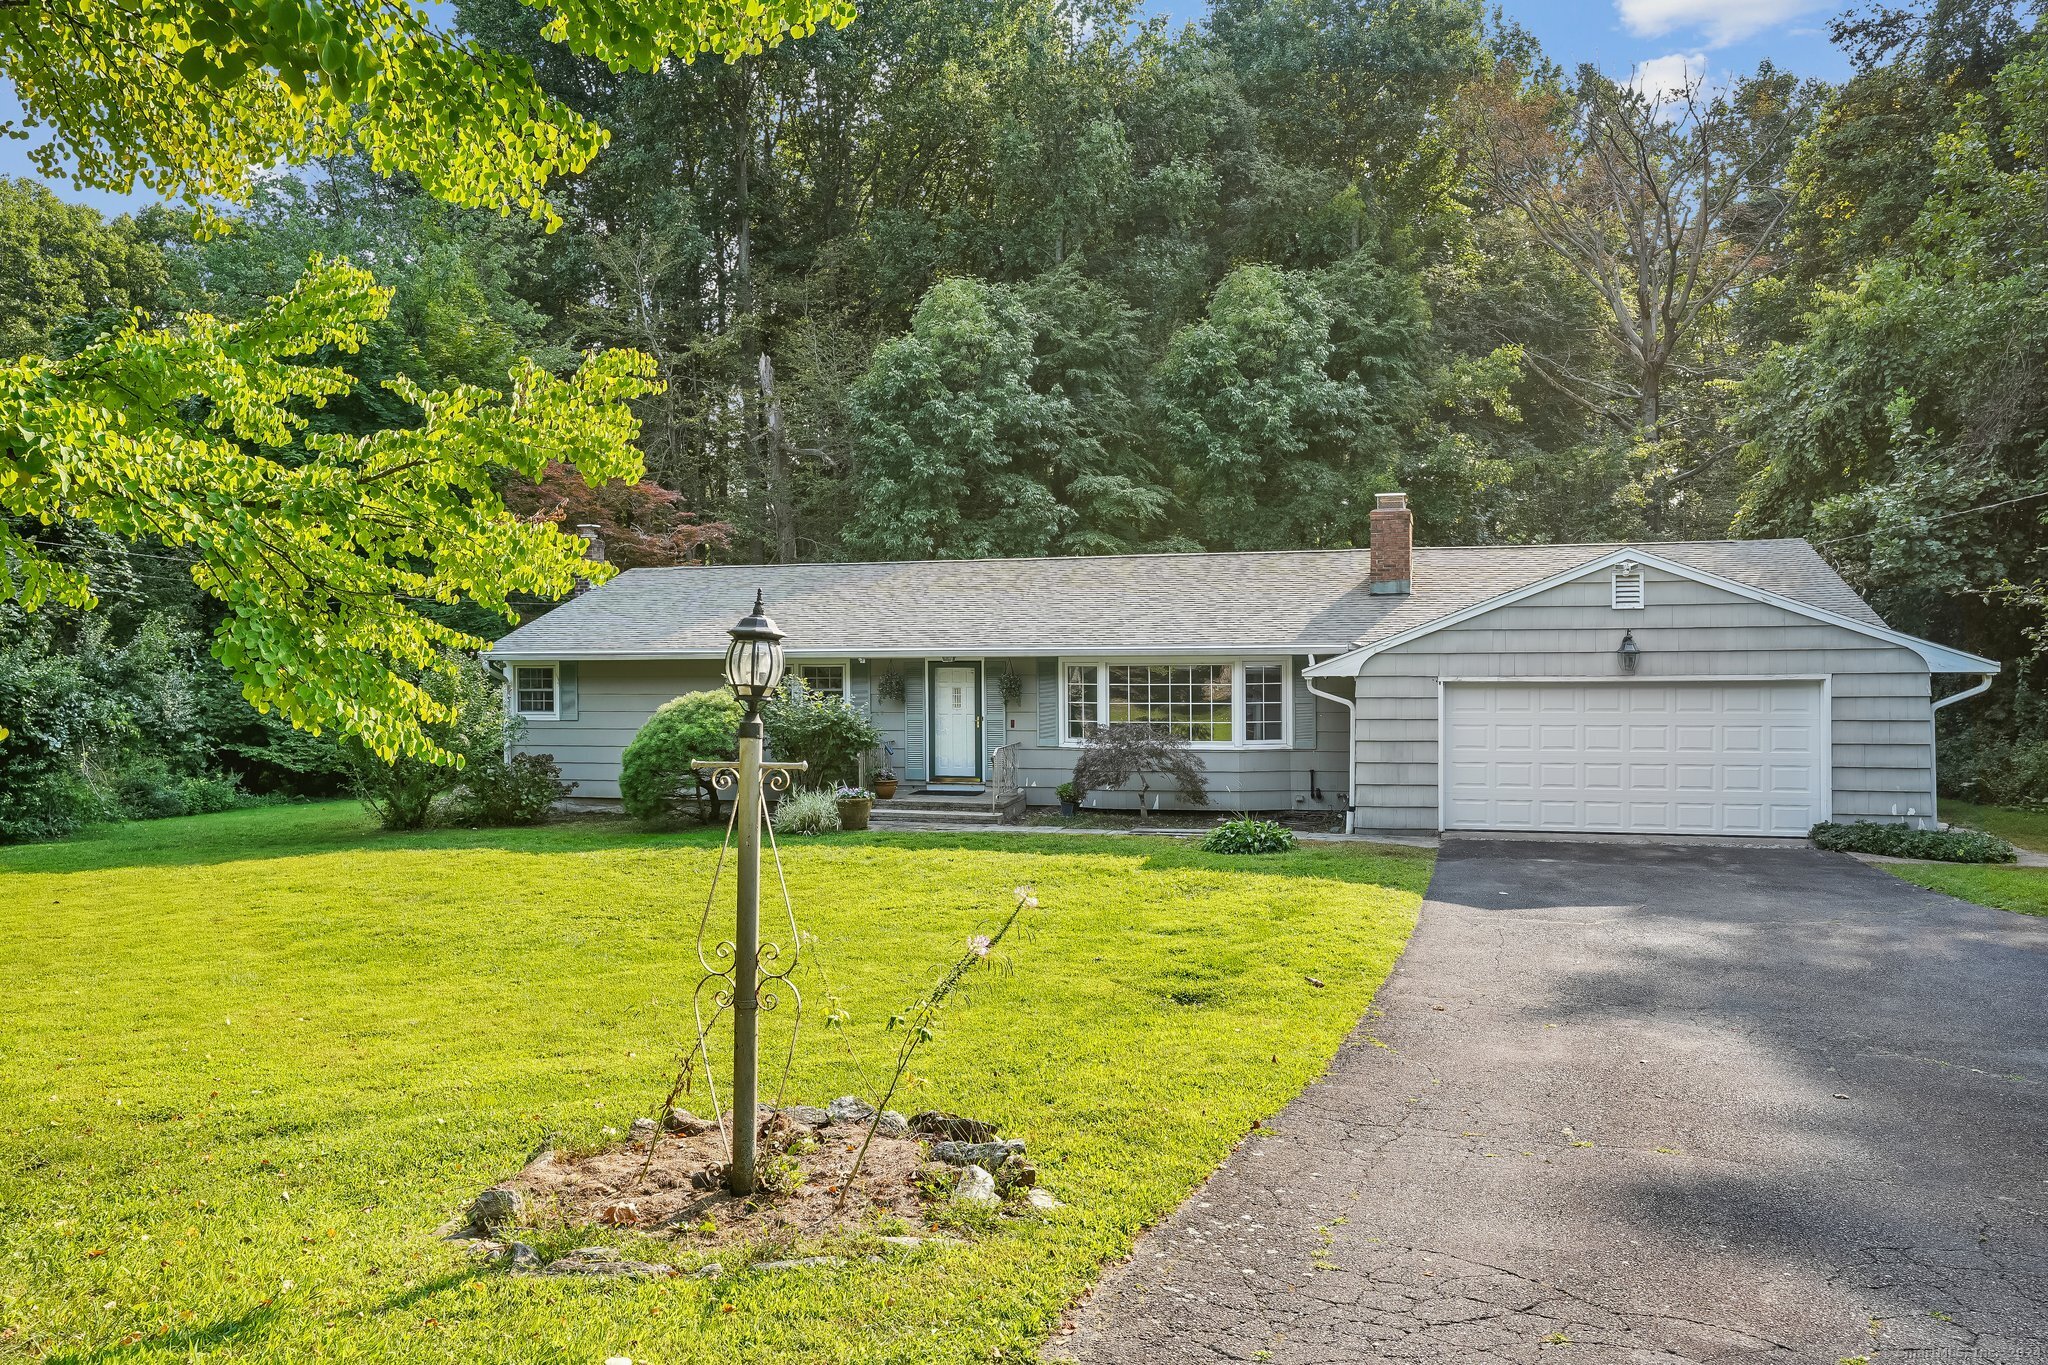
[837,797,873,831]
[874,777,899,800]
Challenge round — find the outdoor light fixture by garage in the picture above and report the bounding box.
[724,589,787,716]
[1617,629,1641,673]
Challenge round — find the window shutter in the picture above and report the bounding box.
[1291,663,1317,749]
[557,662,579,721]
[1037,658,1058,745]
[904,667,926,780]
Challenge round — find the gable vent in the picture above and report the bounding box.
[1612,564,1645,610]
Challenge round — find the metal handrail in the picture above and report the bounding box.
[988,741,1021,815]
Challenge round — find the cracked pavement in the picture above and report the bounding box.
[1057,839,2048,1364]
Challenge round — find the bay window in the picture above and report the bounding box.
[1062,659,1288,747]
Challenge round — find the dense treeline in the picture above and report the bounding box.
[3,0,2045,834]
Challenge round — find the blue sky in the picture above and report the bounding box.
[3,0,1852,215]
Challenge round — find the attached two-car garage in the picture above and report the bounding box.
[1440,680,1828,837]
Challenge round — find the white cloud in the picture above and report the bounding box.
[1617,0,1822,47]
[1629,52,1709,104]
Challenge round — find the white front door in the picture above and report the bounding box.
[1442,681,1826,836]
[931,665,980,779]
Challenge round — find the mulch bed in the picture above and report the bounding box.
[495,1110,936,1246]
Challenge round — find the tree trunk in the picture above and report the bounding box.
[758,352,798,562]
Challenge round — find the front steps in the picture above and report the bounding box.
[869,788,1028,827]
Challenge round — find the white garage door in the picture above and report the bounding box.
[1442,681,1826,836]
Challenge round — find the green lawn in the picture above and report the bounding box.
[1940,800,2048,853]
[1885,863,2048,917]
[1873,802,2048,917]
[0,803,1429,1364]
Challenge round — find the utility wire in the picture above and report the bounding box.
[1811,489,2048,548]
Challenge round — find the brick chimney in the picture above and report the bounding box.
[1369,492,1412,595]
[569,523,607,598]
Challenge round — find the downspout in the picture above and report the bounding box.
[1303,655,1358,835]
[1929,672,1998,828]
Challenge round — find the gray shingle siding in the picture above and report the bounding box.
[499,538,1971,829]
[512,654,1347,812]
[1347,564,1937,833]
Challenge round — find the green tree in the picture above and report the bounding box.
[1734,45,2048,663]
[0,258,658,760]
[1150,263,1385,549]
[2,0,852,231]
[0,178,169,360]
[844,275,1133,559]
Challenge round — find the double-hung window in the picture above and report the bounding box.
[1243,663,1285,743]
[794,662,848,699]
[1062,659,1288,748]
[513,664,558,719]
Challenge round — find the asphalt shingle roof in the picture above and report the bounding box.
[489,538,1889,660]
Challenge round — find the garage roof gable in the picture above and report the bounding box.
[1302,547,2001,678]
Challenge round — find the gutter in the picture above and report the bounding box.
[1302,654,1359,835]
[1932,673,1997,712]
[1929,671,1998,830]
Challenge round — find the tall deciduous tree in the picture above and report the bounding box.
[844,275,1162,559]
[1149,263,1386,550]
[0,260,658,759]
[2,0,852,229]
[1458,61,1817,528]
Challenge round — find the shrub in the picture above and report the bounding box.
[1069,724,1208,806]
[1200,817,1296,855]
[343,655,509,831]
[0,608,208,841]
[619,690,746,824]
[1939,727,2048,808]
[772,787,840,836]
[177,773,247,816]
[458,751,574,825]
[1809,820,2017,864]
[763,681,882,790]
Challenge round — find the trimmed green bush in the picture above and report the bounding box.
[619,691,746,823]
[1200,817,1297,855]
[1809,820,2017,864]
[771,787,840,836]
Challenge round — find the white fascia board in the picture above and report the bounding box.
[1299,546,2001,677]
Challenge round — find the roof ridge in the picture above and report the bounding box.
[610,538,1810,576]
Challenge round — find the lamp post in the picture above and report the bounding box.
[722,590,786,1196]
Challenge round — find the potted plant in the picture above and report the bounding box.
[1056,781,1078,817]
[835,784,875,831]
[873,768,899,800]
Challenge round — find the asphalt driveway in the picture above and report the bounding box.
[1059,838,2048,1364]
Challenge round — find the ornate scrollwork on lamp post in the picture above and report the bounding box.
[689,591,807,1196]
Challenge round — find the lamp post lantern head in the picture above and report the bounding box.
[725,590,786,715]
[1617,629,1641,673]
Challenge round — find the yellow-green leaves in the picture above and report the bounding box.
[1,0,852,231]
[0,256,661,765]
